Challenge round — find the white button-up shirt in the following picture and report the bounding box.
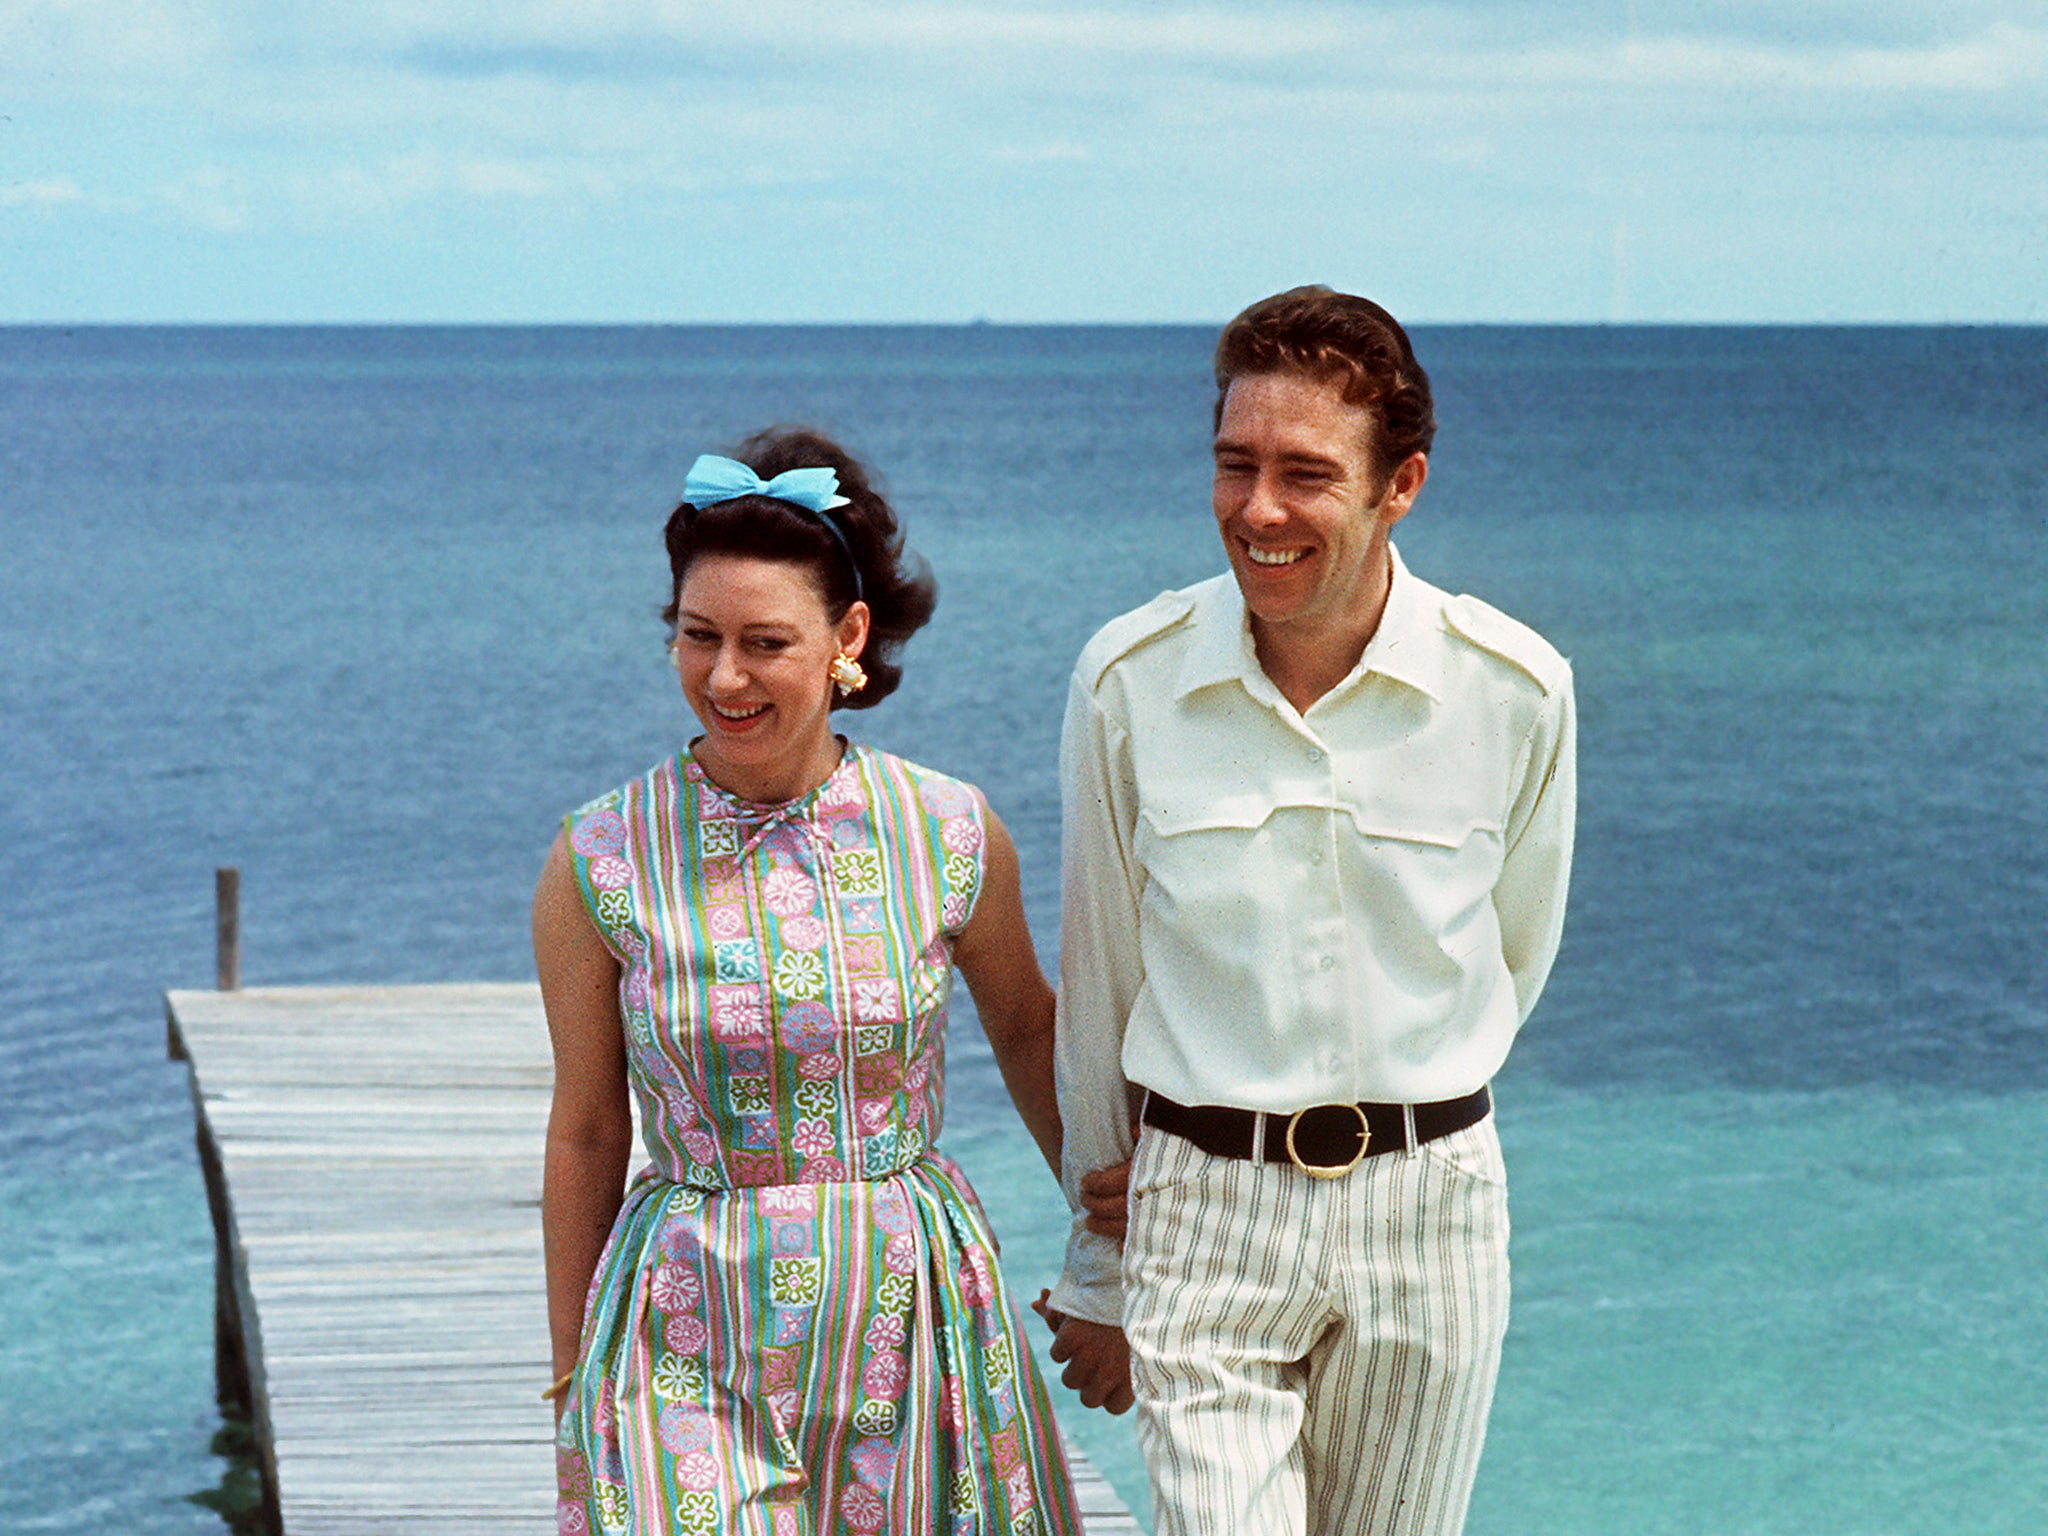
[1050,548,1576,1323]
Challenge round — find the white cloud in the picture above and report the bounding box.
[0,0,228,84]
[282,149,624,220]
[10,3,2044,129]
[158,165,252,230]
[0,175,85,206]
[4,0,2044,318]
[990,142,1092,165]
[1509,20,2048,95]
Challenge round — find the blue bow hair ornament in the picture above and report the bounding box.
[682,455,850,512]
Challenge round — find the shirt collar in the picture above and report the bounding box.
[1353,545,1444,703]
[1174,577,1258,699]
[1173,544,1444,705]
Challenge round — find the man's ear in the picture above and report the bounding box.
[1381,452,1428,528]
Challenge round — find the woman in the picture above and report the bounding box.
[536,426,1083,1535]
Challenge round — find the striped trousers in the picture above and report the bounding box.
[1121,1115,1511,1536]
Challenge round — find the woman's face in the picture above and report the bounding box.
[670,554,868,803]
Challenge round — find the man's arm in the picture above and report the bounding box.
[1494,665,1577,1021]
[1048,668,1147,1327]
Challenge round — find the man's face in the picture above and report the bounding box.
[1212,370,1412,647]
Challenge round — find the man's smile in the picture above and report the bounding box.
[1244,542,1308,567]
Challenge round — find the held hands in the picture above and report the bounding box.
[1028,1144,1136,1413]
[1078,1157,1131,1241]
[1032,1291,1134,1415]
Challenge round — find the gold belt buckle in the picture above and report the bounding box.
[1284,1103,1370,1180]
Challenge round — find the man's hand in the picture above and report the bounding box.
[1032,1290,1134,1414]
[1079,1158,1132,1241]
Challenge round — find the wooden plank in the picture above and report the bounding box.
[168,983,1138,1533]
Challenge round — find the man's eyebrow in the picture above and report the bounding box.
[1212,440,1344,469]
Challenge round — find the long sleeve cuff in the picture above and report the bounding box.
[1048,1223,1124,1327]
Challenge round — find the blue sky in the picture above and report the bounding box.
[2,1,2044,322]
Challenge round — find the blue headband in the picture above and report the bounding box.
[682,453,863,601]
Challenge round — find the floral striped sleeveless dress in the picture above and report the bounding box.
[554,743,1082,1536]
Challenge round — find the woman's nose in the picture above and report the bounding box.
[709,645,748,692]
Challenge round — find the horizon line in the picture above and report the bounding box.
[6,316,2045,330]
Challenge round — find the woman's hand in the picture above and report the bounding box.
[1078,1159,1132,1241]
[1032,1290,1135,1415]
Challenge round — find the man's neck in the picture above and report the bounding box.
[1251,555,1394,715]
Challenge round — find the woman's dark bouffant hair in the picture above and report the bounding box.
[659,426,938,710]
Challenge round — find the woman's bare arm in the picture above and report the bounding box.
[950,810,1062,1178]
[534,832,633,1411]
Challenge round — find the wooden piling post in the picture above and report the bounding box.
[216,867,240,991]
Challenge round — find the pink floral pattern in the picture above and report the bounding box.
[709,986,768,1040]
[852,979,900,1022]
[856,1099,894,1135]
[556,748,1077,1534]
[916,778,973,818]
[883,1234,919,1275]
[841,1483,887,1531]
[871,1186,912,1234]
[651,1264,702,1312]
[568,808,627,857]
[664,1312,709,1354]
[762,865,819,917]
[957,1247,995,1308]
[759,1185,815,1217]
[850,1436,897,1487]
[863,1351,909,1401]
[778,914,827,950]
[588,854,636,891]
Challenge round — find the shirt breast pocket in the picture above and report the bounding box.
[1133,791,1277,912]
[1344,805,1507,956]
[1137,790,1274,849]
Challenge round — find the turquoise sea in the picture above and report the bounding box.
[1,324,2043,1532]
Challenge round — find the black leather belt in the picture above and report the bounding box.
[1140,1085,1491,1179]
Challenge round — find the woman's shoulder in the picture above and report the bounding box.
[562,755,688,844]
[850,744,986,821]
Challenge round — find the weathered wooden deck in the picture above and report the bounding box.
[167,982,1139,1534]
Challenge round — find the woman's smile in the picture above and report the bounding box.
[670,553,868,802]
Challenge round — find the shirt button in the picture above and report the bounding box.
[1309,849,1325,865]
[1320,954,1337,971]
[1307,747,1324,763]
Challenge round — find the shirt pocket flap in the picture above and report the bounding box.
[1343,804,1503,851]
[1138,791,1276,837]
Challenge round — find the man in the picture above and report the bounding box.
[1042,287,1575,1535]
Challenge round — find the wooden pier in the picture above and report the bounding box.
[167,983,1139,1534]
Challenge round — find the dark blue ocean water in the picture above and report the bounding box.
[2,324,2044,1532]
